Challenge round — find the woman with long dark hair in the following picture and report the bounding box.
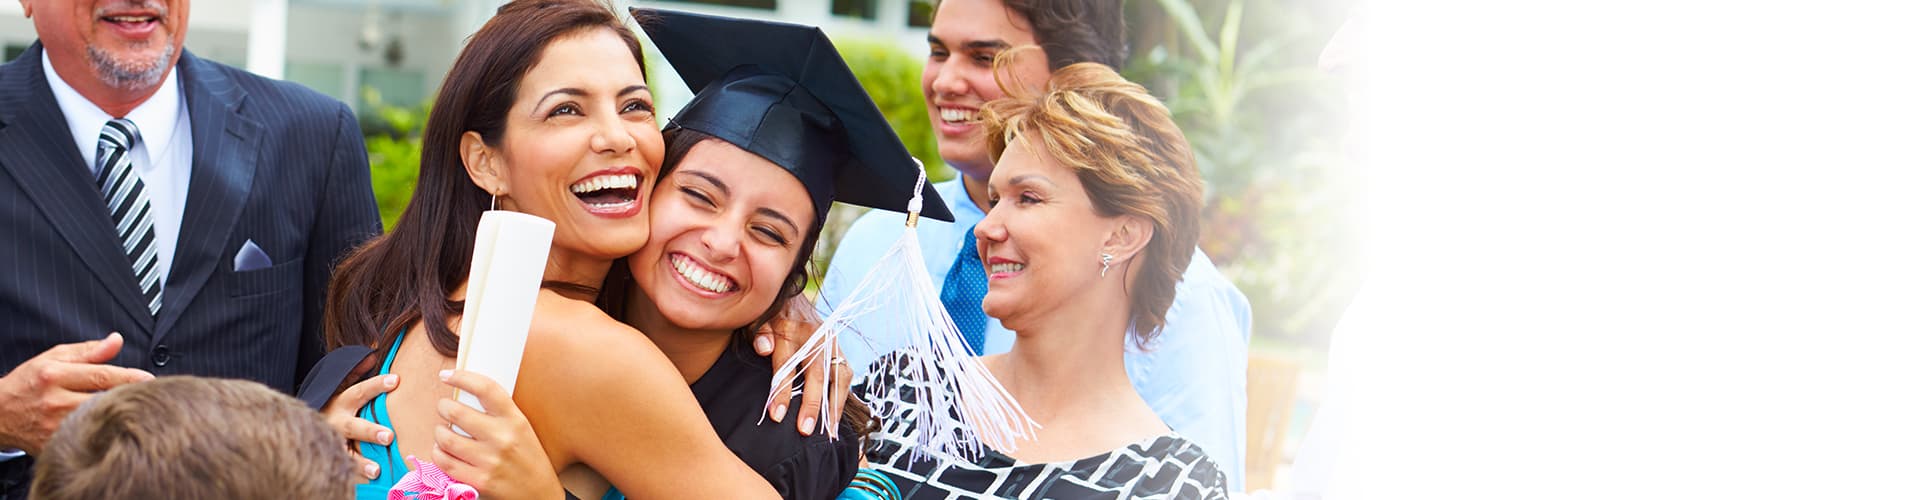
[320,1,777,498]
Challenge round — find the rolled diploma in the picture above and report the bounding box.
[451,210,554,436]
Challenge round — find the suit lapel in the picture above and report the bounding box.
[0,44,156,335]
[156,51,259,338]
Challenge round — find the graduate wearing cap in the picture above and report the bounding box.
[571,8,956,500]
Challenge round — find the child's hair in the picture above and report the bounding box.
[30,376,356,500]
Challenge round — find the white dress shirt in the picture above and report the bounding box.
[42,55,194,289]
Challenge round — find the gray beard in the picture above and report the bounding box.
[88,42,174,91]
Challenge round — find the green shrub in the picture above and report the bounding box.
[359,88,428,231]
[813,38,950,275]
[834,37,950,182]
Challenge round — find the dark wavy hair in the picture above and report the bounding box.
[938,0,1129,70]
[325,0,646,354]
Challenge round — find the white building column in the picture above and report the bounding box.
[453,0,511,56]
[779,0,829,27]
[245,0,287,78]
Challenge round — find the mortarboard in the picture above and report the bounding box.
[633,7,955,224]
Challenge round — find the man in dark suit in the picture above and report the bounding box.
[0,0,380,495]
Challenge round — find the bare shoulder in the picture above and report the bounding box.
[513,290,669,467]
[517,292,672,398]
[525,291,642,347]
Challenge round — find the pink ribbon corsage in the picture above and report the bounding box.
[388,456,479,500]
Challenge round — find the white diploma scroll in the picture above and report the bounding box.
[451,210,554,435]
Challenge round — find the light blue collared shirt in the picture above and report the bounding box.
[821,178,1253,490]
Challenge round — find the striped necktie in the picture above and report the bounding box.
[938,225,989,354]
[95,118,163,316]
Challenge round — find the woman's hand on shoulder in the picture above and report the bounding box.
[431,369,564,500]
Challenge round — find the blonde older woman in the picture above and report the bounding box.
[851,61,1227,499]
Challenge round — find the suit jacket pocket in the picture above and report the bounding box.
[227,257,305,298]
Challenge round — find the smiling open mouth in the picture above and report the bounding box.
[569,173,639,209]
[103,15,159,24]
[938,106,978,125]
[671,253,737,294]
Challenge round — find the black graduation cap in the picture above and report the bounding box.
[633,7,955,223]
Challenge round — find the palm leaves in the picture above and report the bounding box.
[1129,0,1357,345]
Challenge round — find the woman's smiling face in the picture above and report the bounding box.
[481,28,664,264]
[629,138,815,333]
[975,138,1120,331]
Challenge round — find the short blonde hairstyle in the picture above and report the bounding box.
[981,60,1206,345]
[31,376,356,500]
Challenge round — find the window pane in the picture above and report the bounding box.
[285,62,347,105]
[358,67,426,110]
[663,0,777,10]
[908,0,933,28]
[832,0,876,20]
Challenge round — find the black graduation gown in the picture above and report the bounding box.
[691,337,861,500]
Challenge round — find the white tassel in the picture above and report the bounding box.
[767,163,1038,461]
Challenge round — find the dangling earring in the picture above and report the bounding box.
[489,193,498,211]
[1100,253,1114,277]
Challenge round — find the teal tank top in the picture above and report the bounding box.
[354,334,409,500]
[353,331,625,500]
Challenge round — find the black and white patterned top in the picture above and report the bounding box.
[857,353,1230,499]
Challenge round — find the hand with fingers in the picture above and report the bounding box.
[320,364,399,480]
[754,295,855,437]
[0,332,154,454]
[431,369,564,500]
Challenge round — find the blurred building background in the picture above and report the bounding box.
[3,0,1351,493]
[5,0,929,116]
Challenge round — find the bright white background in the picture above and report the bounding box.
[1314,0,1920,498]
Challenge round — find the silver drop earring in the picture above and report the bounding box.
[1100,253,1114,277]
[490,193,498,211]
